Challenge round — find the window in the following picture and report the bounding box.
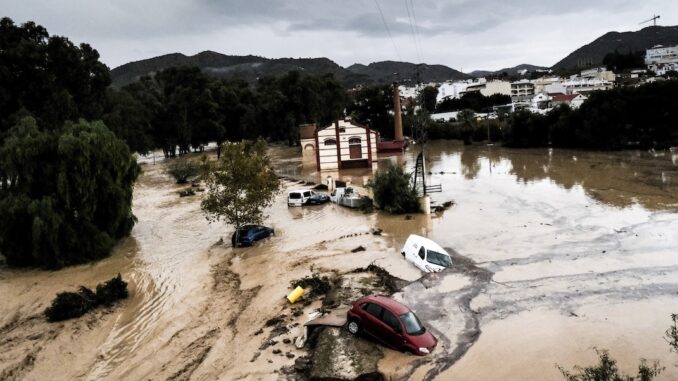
[418,246,425,260]
[324,139,337,146]
[426,250,452,267]
[289,193,301,199]
[382,309,401,332]
[400,312,425,335]
[348,137,361,145]
[364,303,383,319]
[303,191,311,197]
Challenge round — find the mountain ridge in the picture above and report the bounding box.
[110,52,470,87]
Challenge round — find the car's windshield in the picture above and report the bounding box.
[399,311,425,335]
[427,249,452,267]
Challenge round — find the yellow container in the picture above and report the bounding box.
[287,286,305,303]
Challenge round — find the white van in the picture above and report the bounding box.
[401,234,453,273]
[288,189,312,207]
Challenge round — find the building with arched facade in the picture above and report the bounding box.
[300,119,378,171]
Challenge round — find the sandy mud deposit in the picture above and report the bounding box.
[1,143,678,380]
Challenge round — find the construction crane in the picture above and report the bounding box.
[640,14,661,27]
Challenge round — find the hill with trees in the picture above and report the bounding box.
[110,51,469,87]
[469,64,548,78]
[552,25,678,70]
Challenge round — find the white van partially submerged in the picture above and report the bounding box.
[401,234,453,273]
[288,189,312,207]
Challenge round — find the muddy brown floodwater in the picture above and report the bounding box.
[1,141,677,381]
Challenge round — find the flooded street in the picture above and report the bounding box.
[1,141,677,380]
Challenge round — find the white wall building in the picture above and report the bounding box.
[510,79,535,102]
[645,45,678,76]
[561,79,613,94]
[304,119,378,171]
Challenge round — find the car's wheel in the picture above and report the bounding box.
[347,320,360,335]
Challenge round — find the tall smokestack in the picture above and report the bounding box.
[393,82,403,141]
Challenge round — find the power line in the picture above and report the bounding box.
[409,0,425,63]
[374,0,403,62]
[404,0,423,64]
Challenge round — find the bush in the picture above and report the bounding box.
[368,164,421,214]
[558,349,662,381]
[45,287,98,322]
[44,274,128,322]
[166,157,199,184]
[95,274,129,305]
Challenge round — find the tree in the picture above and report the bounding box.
[421,86,439,113]
[0,117,139,268]
[166,157,199,184]
[347,85,395,138]
[0,17,111,133]
[368,163,420,214]
[201,140,279,241]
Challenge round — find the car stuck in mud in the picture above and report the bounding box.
[346,294,437,355]
[401,234,453,273]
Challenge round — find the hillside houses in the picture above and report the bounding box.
[399,47,674,121]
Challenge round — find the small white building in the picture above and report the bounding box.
[302,119,378,171]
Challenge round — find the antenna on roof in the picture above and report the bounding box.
[639,14,660,27]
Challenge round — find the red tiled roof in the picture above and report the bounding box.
[551,94,578,102]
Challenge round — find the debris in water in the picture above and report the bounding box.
[405,215,413,220]
[265,316,286,327]
[372,228,383,236]
[287,286,305,303]
[290,275,332,298]
[313,184,329,191]
[351,246,366,253]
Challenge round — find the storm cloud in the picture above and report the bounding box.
[2,0,677,71]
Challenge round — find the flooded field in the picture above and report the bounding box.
[1,141,677,380]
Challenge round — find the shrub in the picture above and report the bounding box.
[95,274,129,306]
[45,287,98,322]
[166,157,199,184]
[368,164,421,214]
[44,274,129,322]
[557,349,662,381]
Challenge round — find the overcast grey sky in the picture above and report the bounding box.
[3,0,677,71]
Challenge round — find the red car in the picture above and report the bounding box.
[346,295,437,355]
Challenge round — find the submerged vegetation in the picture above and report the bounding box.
[201,140,279,236]
[368,164,420,214]
[558,349,662,381]
[45,274,129,322]
[166,157,200,184]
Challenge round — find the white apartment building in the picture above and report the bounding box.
[561,79,613,94]
[510,79,535,102]
[645,45,678,76]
